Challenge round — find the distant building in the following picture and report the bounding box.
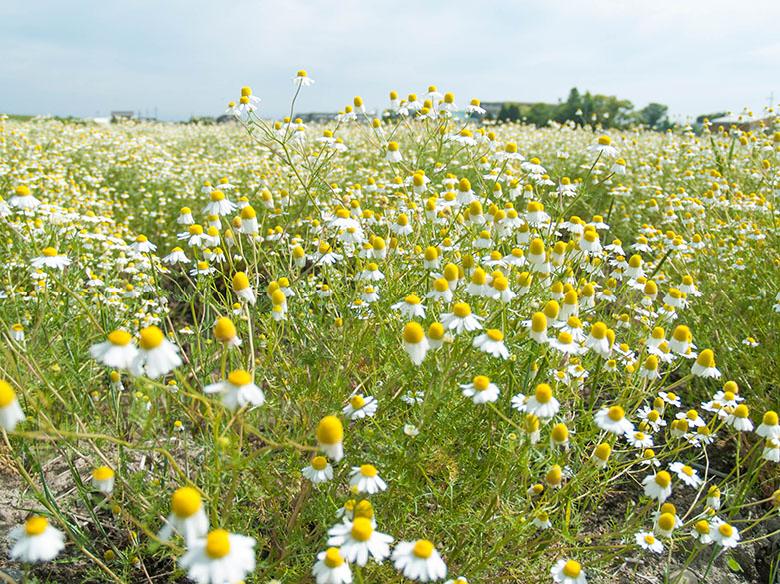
[709,113,775,132]
[110,111,135,122]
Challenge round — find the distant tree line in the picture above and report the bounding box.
[496,88,672,130]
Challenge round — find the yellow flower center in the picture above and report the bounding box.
[658,513,675,531]
[413,539,434,559]
[42,247,58,257]
[138,326,164,350]
[718,523,733,538]
[92,466,115,481]
[171,487,202,518]
[106,330,132,346]
[317,416,343,445]
[324,547,344,568]
[452,302,471,318]
[563,560,581,577]
[535,384,553,404]
[311,456,328,471]
[0,380,17,407]
[403,322,425,344]
[608,406,625,422]
[655,471,671,488]
[473,375,491,391]
[214,317,237,342]
[25,516,48,536]
[486,329,504,342]
[205,529,231,559]
[227,370,252,387]
[598,135,612,145]
[531,312,547,333]
[350,517,373,542]
[696,349,715,368]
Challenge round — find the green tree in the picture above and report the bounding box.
[637,103,669,129]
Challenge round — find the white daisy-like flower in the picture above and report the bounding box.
[460,375,500,405]
[204,369,265,411]
[131,326,182,379]
[312,547,353,584]
[178,529,256,584]
[302,456,334,485]
[550,558,587,584]
[525,384,560,420]
[326,518,394,566]
[635,531,664,554]
[710,519,740,548]
[403,322,429,366]
[594,405,634,436]
[158,487,210,545]
[642,470,673,502]
[89,329,139,369]
[8,516,66,563]
[472,329,509,359]
[440,302,483,334]
[349,464,387,494]
[392,294,426,319]
[31,247,71,270]
[9,185,41,209]
[392,539,448,582]
[342,395,378,420]
[293,69,315,87]
[0,380,26,432]
[162,247,190,265]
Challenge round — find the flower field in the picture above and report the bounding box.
[0,80,779,584]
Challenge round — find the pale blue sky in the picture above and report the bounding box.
[1,0,778,121]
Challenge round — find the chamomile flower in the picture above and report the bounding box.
[754,410,779,439]
[460,375,500,404]
[669,462,703,488]
[349,464,387,494]
[343,394,378,419]
[303,456,334,485]
[178,529,256,584]
[472,329,509,359]
[594,405,634,436]
[317,415,344,462]
[726,404,753,431]
[204,369,265,410]
[31,247,71,270]
[326,518,393,566]
[710,519,740,548]
[642,470,673,502]
[525,384,560,420]
[635,531,663,553]
[91,466,115,494]
[393,294,426,318]
[9,516,66,563]
[131,326,182,378]
[691,349,720,378]
[550,559,587,584]
[89,329,139,369]
[163,247,190,265]
[0,380,25,431]
[589,135,618,157]
[403,322,429,366]
[294,69,315,86]
[392,539,448,582]
[213,316,242,347]
[158,486,209,545]
[312,547,353,584]
[9,185,41,209]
